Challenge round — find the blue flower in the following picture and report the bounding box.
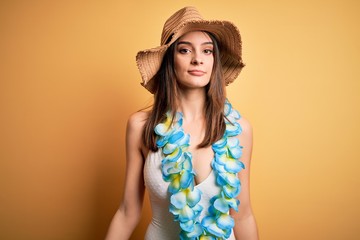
[170,188,202,209]
[202,216,227,237]
[156,99,244,239]
[180,223,203,238]
[213,194,239,213]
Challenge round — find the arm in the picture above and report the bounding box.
[105,112,148,240]
[231,116,259,240]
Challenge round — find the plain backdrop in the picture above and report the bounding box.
[1,0,359,239]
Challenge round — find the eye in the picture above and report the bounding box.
[179,48,191,54]
[203,49,213,55]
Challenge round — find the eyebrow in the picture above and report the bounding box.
[177,41,213,46]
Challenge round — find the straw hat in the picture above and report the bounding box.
[136,6,244,94]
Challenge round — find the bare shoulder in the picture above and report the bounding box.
[236,115,254,165]
[127,110,149,133]
[237,115,253,138]
[126,111,150,156]
[236,115,253,157]
[126,111,149,145]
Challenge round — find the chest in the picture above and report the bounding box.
[184,123,214,186]
[188,145,214,186]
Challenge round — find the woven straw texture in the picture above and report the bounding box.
[136,6,244,93]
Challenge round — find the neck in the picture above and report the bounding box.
[177,88,206,122]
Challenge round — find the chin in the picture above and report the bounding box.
[179,79,210,88]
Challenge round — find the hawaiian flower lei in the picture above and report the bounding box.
[154,100,245,240]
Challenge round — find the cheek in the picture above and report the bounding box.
[173,60,182,80]
[173,56,182,71]
[208,58,214,71]
[174,58,187,75]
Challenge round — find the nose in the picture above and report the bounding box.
[191,53,203,65]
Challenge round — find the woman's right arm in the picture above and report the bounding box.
[105,112,148,240]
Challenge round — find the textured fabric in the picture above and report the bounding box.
[143,150,236,239]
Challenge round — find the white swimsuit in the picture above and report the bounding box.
[143,150,236,240]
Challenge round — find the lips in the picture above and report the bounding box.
[188,70,206,76]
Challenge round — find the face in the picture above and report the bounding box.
[174,31,214,90]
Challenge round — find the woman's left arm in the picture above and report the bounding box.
[231,116,259,240]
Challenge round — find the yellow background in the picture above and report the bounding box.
[1,0,359,239]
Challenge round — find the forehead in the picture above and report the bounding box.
[177,31,213,43]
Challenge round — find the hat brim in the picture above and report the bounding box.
[136,20,244,94]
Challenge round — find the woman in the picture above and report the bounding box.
[105,6,258,240]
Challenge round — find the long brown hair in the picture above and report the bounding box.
[142,32,226,151]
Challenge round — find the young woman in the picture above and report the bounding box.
[105,6,259,240]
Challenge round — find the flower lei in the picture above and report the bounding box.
[154,100,245,239]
